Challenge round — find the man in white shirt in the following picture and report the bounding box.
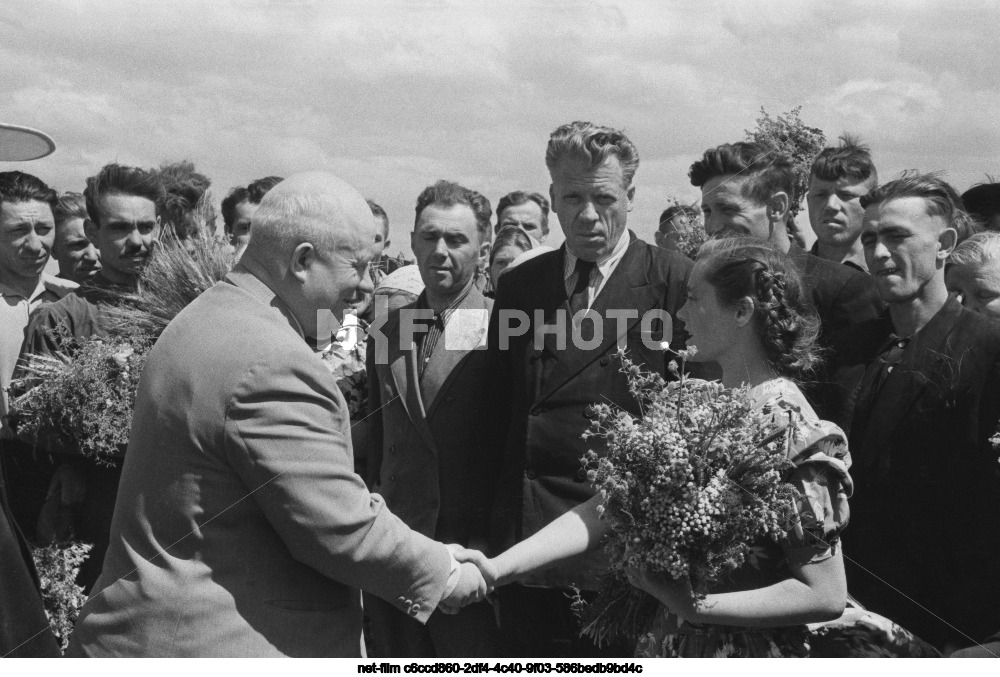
[0,135,65,656]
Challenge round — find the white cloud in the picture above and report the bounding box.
[2,0,999,252]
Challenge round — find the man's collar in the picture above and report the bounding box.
[0,274,45,301]
[564,229,632,279]
[225,263,306,339]
[418,275,477,317]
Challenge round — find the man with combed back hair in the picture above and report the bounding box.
[828,172,1000,655]
[689,141,883,422]
[481,121,693,657]
[69,171,487,657]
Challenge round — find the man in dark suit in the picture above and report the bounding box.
[484,121,693,656]
[828,173,1000,652]
[365,180,499,656]
[688,141,883,420]
[68,172,488,657]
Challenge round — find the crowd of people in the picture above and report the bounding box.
[1,119,999,658]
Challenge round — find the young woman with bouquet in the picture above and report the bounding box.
[458,239,927,656]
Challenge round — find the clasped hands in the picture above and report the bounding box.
[437,544,499,614]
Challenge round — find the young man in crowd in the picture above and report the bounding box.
[368,198,403,279]
[828,173,1000,653]
[365,180,499,657]
[52,191,102,284]
[484,121,692,657]
[807,135,878,272]
[220,175,283,253]
[0,169,67,656]
[494,190,550,243]
[20,163,165,590]
[653,204,699,253]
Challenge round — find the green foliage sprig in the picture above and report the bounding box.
[745,106,826,217]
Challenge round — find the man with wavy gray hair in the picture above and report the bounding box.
[828,171,1000,653]
[479,121,693,656]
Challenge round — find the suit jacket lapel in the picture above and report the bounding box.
[859,298,963,471]
[537,238,660,404]
[422,286,491,417]
[385,311,439,454]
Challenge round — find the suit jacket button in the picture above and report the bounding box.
[530,406,541,416]
[389,474,396,481]
[388,445,395,455]
[525,470,537,480]
[396,596,406,605]
[600,356,611,367]
[409,603,421,616]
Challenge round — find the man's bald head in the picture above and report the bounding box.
[243,171,379,275]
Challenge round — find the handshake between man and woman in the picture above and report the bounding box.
[439,545,504,614]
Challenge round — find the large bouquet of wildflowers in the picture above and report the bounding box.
[576,348,799,646]
[10,336,147,465]
[10,240,234,464]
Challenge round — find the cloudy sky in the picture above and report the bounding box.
[2,0,999,254]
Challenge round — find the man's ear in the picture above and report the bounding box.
[290,242,315,283]
[938,227,959,260]
[384,238,391,250]
[626,184,636,212]
[734,296,755,328]
[549,183,555,208]
[479,239,491,267]
[766,191,791,224]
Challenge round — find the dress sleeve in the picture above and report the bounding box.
[782,416,854,566]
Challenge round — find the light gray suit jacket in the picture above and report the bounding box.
[68,266,452,657]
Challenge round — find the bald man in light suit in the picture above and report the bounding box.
[68,172,487,657]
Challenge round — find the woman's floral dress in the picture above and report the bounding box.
[635,378,936,657]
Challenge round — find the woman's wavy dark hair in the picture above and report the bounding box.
[696,237,821,378]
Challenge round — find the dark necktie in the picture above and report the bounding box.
[569,258,596,315]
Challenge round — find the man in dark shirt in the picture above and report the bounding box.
[806,135,877,273]
[829,172,1000,652]
[21,163,165,591]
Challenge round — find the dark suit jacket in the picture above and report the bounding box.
[0,464,60,656]
[367,284,494,545]
[485,234,692,589]
[68,266,453,657]
[788,244,883,340]
[788,244,884,421]
[829,297,1000,648]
